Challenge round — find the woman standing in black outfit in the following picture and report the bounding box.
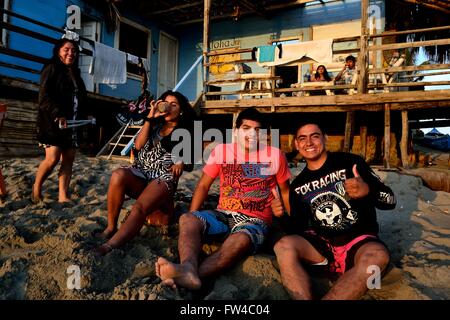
[32,38,90,203]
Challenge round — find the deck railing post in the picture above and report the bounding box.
[384,103,391,168]
[358,0,369,94]
[400,110,410,168]
[202,0,211,102]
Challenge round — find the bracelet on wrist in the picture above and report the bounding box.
[144,117,155,123]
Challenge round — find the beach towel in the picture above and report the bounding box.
[257,45,277,63]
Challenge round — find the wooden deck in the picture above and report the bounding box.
[202,90,450,114]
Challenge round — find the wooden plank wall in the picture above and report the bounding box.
[0,98,41,158]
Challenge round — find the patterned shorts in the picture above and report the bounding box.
[128,167,176,195]
[191,209,269,254]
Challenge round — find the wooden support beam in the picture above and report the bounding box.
[401,0,450,14]
[146,1,203,16]
[400,110,410,169]
[0,46,48,64]
[400,70,450,78]
[409,119,450,129]
[358,0,369,94]
[203,0,211,101]
[205,58,255,67]
[370,25,450,39]
[239,0,267,18]
[384,104,391,169]
[369,38,450,52]
[369,80,450,88]
[207,48,254,56]
[360,116,368,160]
[0,61,40,74]
[344,111,354,152]
[204,90,450,109]
[0,8,94,45]
[369,63,450,74]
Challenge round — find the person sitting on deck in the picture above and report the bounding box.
[155,107,291,290]
[334,55,357,85]
[93,90,195,256]
[309,65,332,96]
[270,122,397,300]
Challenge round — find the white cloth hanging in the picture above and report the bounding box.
[258,39,333,67]
[91,41,127,84]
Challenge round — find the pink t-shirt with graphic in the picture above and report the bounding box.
[203,143,291,224]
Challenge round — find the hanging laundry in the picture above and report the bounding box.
[91,41,127,84]
[258,39,332,67]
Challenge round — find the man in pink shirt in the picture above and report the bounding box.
[156,108,291,290]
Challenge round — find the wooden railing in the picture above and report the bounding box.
[203,24,450,100]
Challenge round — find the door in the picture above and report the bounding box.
[80,20,100,92]
[157,32,178,97]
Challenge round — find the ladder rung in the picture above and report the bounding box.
[129,125,143,129]
[110,143,127,147]
[122,135,135,138]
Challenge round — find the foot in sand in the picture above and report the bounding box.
[58,197,72,204]
[92,243,115,257]
[31,185,43,204]
[93,228,117,240]
[155,257,201,290]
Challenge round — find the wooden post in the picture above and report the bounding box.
[358,0,369,94]
[400,110,410,168]
[202,0,211,101]
[344,111,354,152]
[384,103,391,168]
[232,112,239,143]
[360,116,367,160]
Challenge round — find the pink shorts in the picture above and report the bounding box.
[303,230,384,274]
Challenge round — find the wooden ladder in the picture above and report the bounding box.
[96,121,142,161]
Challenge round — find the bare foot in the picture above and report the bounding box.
[92,243,114,257]
[155,257,201,290]
[31,185,42,203]
[58,197,72,203]
[93,228,117,240]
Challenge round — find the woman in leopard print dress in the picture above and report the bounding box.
[94,90,195,256]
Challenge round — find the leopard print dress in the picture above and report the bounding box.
[131,125,176,194]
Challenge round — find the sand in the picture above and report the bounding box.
[0,155,449,300]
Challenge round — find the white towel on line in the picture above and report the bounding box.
[258,39,333,67]
[91,41,127,84]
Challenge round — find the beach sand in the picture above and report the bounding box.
[0,155,449,300]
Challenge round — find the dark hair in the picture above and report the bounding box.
[50,38,81,68]
[156,90,196,171]
[295,121,326,136]
[345,55,356,63]
[314,65,332,81]
[235,107,266,129]
[158,90,196,130]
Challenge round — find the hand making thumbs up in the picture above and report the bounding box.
[344,164,370,199]
[271,187,285,217]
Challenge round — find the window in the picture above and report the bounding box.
[0,0,10,47]
[117,20,150,77]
